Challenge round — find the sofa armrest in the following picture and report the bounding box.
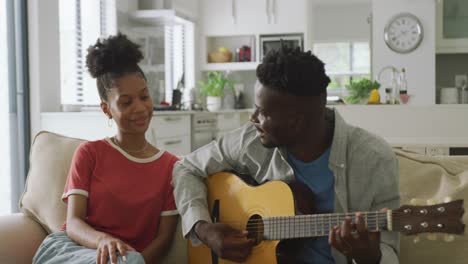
[0,213,48,264]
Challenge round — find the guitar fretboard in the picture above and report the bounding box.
[261,211,389,240]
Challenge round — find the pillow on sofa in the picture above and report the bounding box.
[19,131,84,233]
[396,150,468,264]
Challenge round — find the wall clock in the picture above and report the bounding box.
[384,13,424,54]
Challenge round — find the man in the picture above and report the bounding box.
[173,46,399,263]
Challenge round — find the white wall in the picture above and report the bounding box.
[311,2,371,42]
[28,0,61,137]
[372,0,436,105]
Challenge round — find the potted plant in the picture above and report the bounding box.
[198,71,235,111]
[345,78,381,104]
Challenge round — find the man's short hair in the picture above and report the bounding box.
[256,45,331,96]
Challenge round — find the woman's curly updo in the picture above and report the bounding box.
[86,33,146,101]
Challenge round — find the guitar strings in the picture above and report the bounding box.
[216,212,414,225]
[215,214,429,233]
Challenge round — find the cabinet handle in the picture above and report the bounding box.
[164,116,182,122]
[150,128,158,145]
[221,113,235,119]
[266,0,271,24]
[272,0,277,24]
[232,0,237,24]
[164,139,183,145]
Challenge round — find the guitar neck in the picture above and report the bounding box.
[263,211,390,240]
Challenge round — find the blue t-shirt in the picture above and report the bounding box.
[287,148,335,263]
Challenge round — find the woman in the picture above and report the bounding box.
[33,33,179,264]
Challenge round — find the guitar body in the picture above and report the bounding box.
[188,172,295,264]
[188,172,465,264]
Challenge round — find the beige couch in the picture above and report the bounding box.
[0,131,467,264]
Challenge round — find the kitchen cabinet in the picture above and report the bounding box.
[41,112,192,156]
[166,0,199,21]
[436,0,468,53]
[146,114,191,155]
[40,110,253,156]
[137,0,198,21]
[41,113,117,140]
[200,0,307,36]
[200,0,307,71]
[215,112,242,139]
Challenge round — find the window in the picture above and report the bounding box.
[121,20,194,108]
[59,0,116,106]
[59,1,195,108]
[1,0,30,215]
[313,42,371,95]
[0,0,11,215]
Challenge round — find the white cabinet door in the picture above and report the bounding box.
[149,115,191,139]
[157,135,191,156]
[146,114,191,156]
[201,0,307,35]
[170,0,199,20]
[436,0,468,53]
[273,0,307,33]
[216,112,241,131]
[200,0,235,35]
[41,113,117,140]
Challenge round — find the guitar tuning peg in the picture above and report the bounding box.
[426,198,437,205]
[427,233,437,241]
[444,234,455,242]
[413,235,421,244]
[410,198,424,206]
[443,197,452,203]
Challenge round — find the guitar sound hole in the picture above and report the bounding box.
[246,214,264,245]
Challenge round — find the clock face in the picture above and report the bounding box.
[384,13,424,54]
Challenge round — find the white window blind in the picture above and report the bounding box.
[122,20,194,107]
[59,0,116,106]
[313,42,370,94]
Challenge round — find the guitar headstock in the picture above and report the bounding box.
[393,199,465,236]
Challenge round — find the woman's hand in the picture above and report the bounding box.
[96,235,136,264]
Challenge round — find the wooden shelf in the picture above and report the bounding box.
[204,35,257,71]
[129,10,191,26]
[202,62,258,71]
[140,64,165,73]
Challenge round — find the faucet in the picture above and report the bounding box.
[377,66,401,104]
[377,66,399,85]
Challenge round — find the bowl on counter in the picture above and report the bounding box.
[208,51,232,63]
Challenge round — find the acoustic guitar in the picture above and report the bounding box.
[188,172,465,264]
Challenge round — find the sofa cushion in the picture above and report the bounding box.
[19,131,84,233]
[0,213,48,264]
[396,150,468,264]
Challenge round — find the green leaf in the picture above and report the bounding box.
[345,78,380,104]
[198,71,236,97]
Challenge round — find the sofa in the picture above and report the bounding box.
[0,131,467,264]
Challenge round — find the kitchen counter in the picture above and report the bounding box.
[332,105,468,147]
[43,109,253,116]
[41,105,468,147]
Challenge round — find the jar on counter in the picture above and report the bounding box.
[385,88,394,104]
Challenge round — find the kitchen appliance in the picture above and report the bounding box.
[191,112,217,150]
[260,33,303,59]
[440,87,459,104]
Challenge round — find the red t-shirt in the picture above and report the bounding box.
[61,138,179,252]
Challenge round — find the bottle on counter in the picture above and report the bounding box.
[391,68,399,104]
[399,68,409,104]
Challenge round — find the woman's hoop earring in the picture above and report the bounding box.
[107,118,113,128]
